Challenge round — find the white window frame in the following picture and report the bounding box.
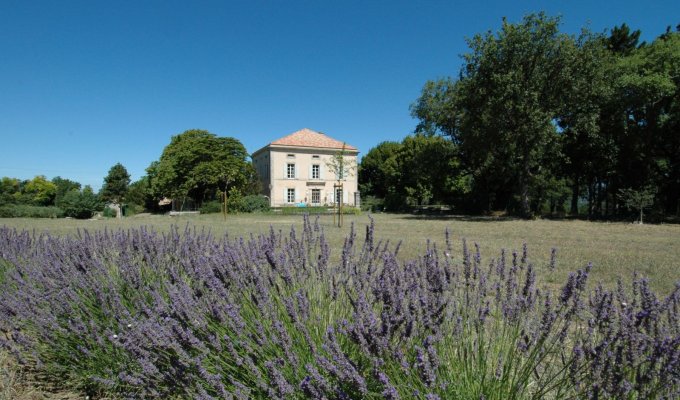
[312,164,320,180]
[311,189,321,205]
[287,163,295,179]
[286,188,295,203]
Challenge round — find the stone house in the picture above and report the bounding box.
[251,128,359,208]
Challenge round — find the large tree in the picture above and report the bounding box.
[23,175,58,206]
[359,135,468,210]
[101,163,131,203]
[413,13,581,217]
[150,129,256,206]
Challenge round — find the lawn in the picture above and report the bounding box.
[1,212,678,294]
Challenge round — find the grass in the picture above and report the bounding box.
[1,213,678,294]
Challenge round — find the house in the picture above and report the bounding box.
[251,128,359,208]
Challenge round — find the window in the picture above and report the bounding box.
[287,163,295,179]
[287,188,295,203]
[312,164,320,180]
[311,189,321,204]
[287,154,295,158]
[335,188,342,204]
[312,155,320,159]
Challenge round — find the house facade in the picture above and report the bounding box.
[251,128,359,208]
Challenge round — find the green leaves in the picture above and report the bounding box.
[100,163,131,204]
[150,129,256,205]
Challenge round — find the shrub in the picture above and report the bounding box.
[233,195,270,213]
[0,218,678,399]
[102,207,117,218]
[360,195,384,212]
[0,204,63,218]
[199,200,222,214]
[279,206,360,215]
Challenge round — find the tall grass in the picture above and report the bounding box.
[0,217,678,398]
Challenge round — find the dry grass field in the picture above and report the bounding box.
[1,212,678,294]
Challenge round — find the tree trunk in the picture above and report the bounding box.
[519,170,532,218]
[571,177,580,215]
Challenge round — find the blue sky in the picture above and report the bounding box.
[1,0,677,190]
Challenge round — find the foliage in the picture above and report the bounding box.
[359,135,468,211]
[0,219,678,399]
[0,177,21,206]
[57,186,103,219]
[358,141,401,199]
[618,186,656,223]
[410,14,680,219]
[277,206,360,215]
[198,200,223,214]
[150,130,258,206]
[126,176,158,212]
[200,194,270,214]
[231,194,270,213]
[0,204,64,218]
[51,176,82,204]
[325,143,357,182]
[100,163,131,205]
[23,176,58,206]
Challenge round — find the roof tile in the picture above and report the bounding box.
[270,128,357,151]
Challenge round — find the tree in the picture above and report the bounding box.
[0,177,21,205]
[58,186,102,219]
[359,135,469,211]
[126,176,158,212]
[326,143,357,183]
[100,163,131,218]
[618,186,655,224]
[24,175,57,206]
[151,129,256,207]
[413,13,581,217]
[606,23,642,55]
[52,176,82,204]
[101,163,131,203]
[359,141,402,199]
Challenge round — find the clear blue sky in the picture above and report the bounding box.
[1,0,677,190]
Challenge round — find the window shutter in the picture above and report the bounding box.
[283,189,288,204]
[320,165,324,180]
[309,165,313,180]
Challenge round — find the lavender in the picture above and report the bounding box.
[0,217,678,399]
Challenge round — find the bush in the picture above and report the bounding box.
[232,195,270,213]
[0,204,63,218]
[102,207,117,218]
[199,200,222,214]
[360,196,384,212]
[279,206,360,215]
[123,203,145,216]
[201,196,270,214]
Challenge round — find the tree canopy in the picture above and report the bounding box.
[149,129,257,205]
[100,163,131,204]
[405,13,680,219]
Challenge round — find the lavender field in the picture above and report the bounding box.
[0,215,679,399]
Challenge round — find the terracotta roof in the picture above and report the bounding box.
[270,128,358,151]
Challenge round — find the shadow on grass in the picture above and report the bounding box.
[389,213,522,222]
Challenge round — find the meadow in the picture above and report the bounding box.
[2,213,678,293]
[0,213,679,399]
